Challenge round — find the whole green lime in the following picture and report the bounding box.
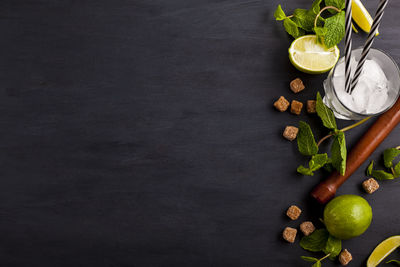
[323,194,372,240]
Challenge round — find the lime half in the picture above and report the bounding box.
[289,35,339,74]
[367,236,400,267]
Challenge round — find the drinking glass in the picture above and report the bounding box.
[323,48,400,120]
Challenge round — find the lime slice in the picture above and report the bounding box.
[288,35,339,74]
[352,0,379,35]
[367,235,400,267]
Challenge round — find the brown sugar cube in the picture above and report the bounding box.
[290,100,303,115]
[299,221,315,236]
[290,78,305,93]
[283,126,299,141]
[274,96,290,112]
[339,249,353,266]
[307,100,317,113]
[282,227,297,243]
[362,178,380,194]
[286,205,302,220]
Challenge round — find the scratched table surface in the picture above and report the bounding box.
[0,0,399,266]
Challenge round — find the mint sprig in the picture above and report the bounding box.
[297,92,348,176]
[367,147,400,180]
[274,0,347,48]
[300,228,342,266]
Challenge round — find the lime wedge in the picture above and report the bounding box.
[352,0,379,35]
[288,35,340,74]
[367,235,400,267]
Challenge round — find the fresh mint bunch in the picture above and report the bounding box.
[366,147,400,180]
[297,92,347,176]
[300,228,342,266]
[274,0,346,48]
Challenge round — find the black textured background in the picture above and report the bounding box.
[0,0,399,266]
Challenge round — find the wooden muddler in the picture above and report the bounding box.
[311,97,400,204]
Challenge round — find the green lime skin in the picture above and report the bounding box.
[323,195,372,240]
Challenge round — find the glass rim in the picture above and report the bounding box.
[330,47,400,118]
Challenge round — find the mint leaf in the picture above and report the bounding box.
[312,262,321,267]
[298,121,319,156]
[331,131,346,175]
[300,229,330,252]
[395,162,400,177]
[314,26,327,36]
[293,9,324,32]
[372,170,395,180]
[311,0,323,14]
[324,162,334,172]
[297,165,315,176]
[292,9,314,32]
[323,235,341,260]
[387,260,400,265]
[366,161,374,176]
[310,154,328,170]
[316,92,337,130]
[297,153,329,176]
[274,5,287,21]
[325,0,345,11]
[301,256,319,263]
[283,18,304,39]
[383,148,400,168]
[314,26,327,44]
[323,11,345,48]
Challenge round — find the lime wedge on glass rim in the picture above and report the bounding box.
[288,35,340,74]
[367,235,400,267]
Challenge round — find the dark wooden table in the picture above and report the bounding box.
[0,0,399,266]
